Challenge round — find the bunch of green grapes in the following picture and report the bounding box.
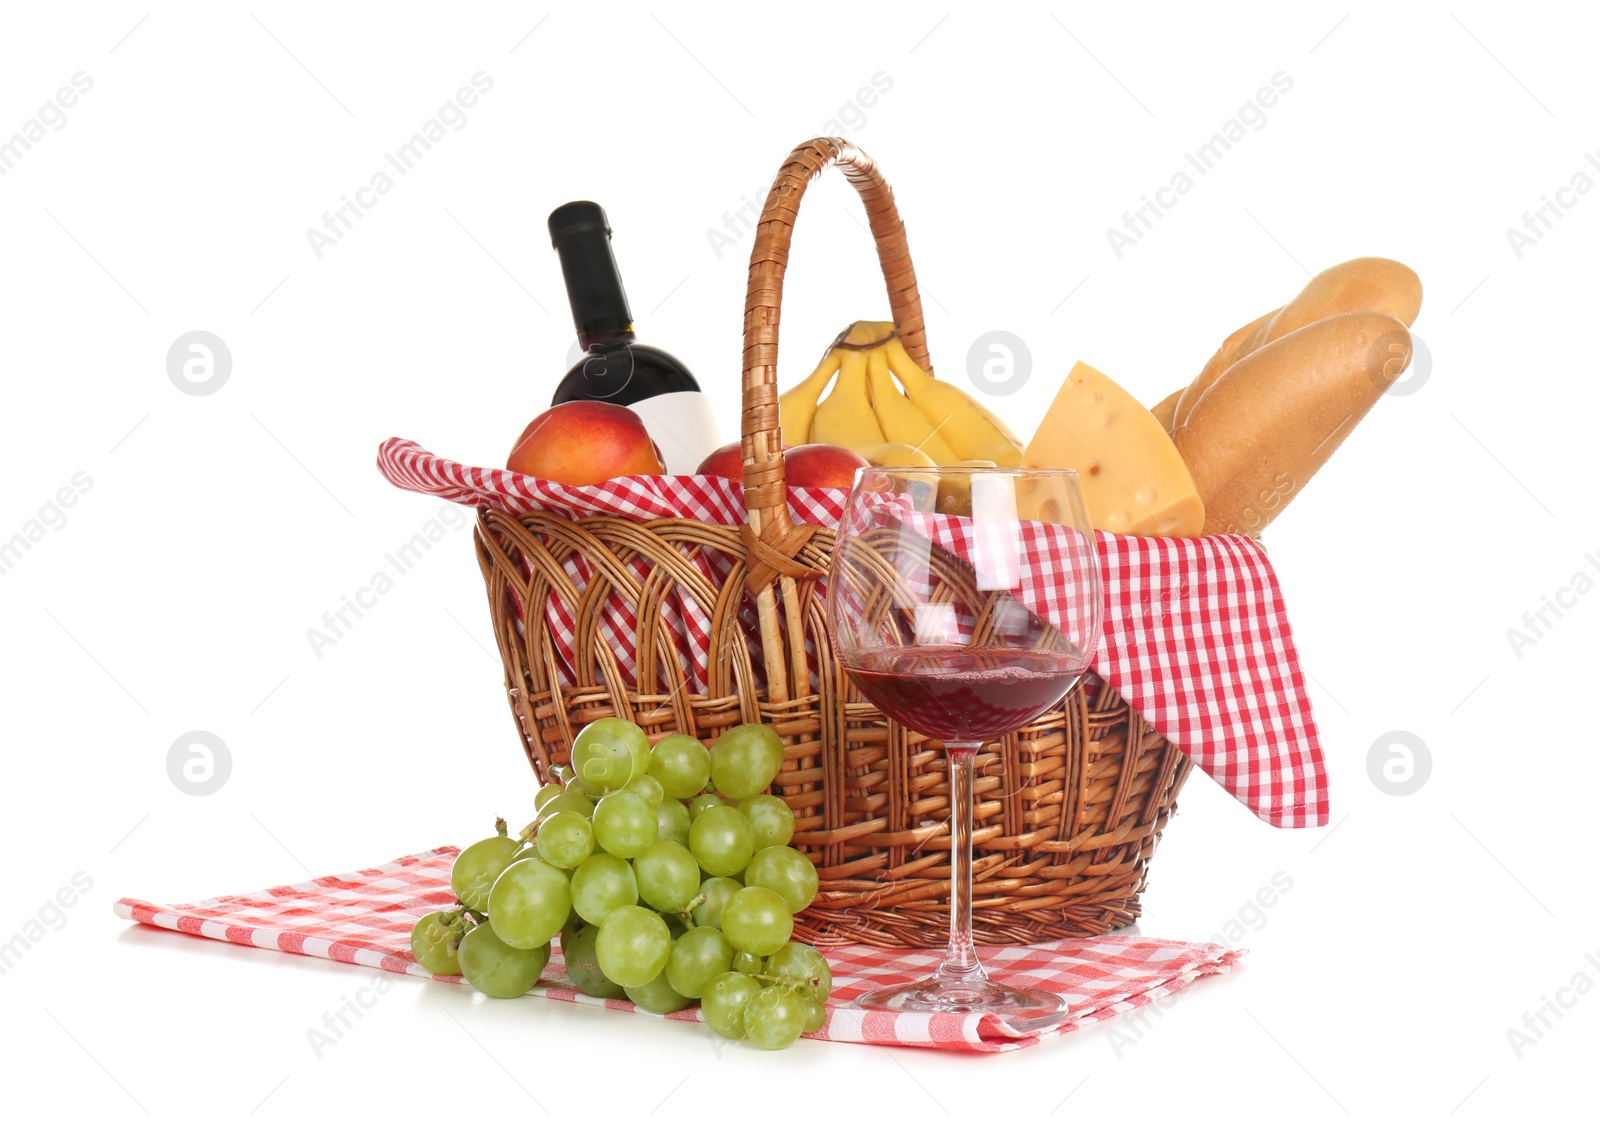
[407,720,830,1049]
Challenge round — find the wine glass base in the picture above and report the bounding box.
[854,975,1068,1029]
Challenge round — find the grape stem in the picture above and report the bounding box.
[748,972,822,993]
[494,815,508,837]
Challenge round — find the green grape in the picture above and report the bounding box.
[535,781,564,811]
[721,886,792,956]
[656,798,692,849]
[510,845,539,865]
[410,911,466,976]
[536,810,595,869]
[571,718,651,791]
[688,793,725,820]
[592,792,658,858]
[689,805,754,877]
[458,924,549,998]
[624,968,692,1015]
[801,997,827,1034]
[744,985,806,1050]
[488,858,572,949]
[537,791,595,823]
[731,950,765,976]
[648,734,712,799]
[691,876,742,930]
[594,905,671,988]
[633,840,701,913]
[571,854,638,925]
[625,774,666,808]
[451,833,521,913]
[710,724,785,800]
[764,941,832,1002]
[738,795,795,850]
[744,846,819,913]
[559,923,627,999]
[665,926,734,998]
[701,971,759,1040]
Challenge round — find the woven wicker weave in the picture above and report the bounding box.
[475,137,1192,947]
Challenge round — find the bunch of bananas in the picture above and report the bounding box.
[779,322,1022,467]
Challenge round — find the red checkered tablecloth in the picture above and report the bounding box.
[115,847,1241,1054]
[378,439,1327,827]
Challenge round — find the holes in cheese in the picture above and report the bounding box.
[1020,361,1205,537]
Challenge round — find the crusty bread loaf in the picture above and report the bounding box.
[1173,311,1411,536]
[1174,306,1279,428]
[1174,257,1422,431]
[1150,387,1184,433]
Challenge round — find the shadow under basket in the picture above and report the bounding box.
[472,135,1193,948]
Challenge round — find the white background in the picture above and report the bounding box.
[1,2,1594,1123]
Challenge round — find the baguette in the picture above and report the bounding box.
[1173,311,1411,536]
[1174,257,1422,430]
[1173,306,1279,427]
[1149,387,1184,432]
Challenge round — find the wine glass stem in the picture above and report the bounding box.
[940,742,984,981]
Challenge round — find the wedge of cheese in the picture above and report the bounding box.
[1019,361,1205,537]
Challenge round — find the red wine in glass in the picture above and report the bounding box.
[828,464,1102,1029]
[844,646,1085,742]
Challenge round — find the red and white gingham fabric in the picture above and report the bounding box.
[378,438,1327,827]
[114,847,1240,1053]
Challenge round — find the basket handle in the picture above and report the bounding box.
[738,137,933,550]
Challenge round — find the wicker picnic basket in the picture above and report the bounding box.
[474,137,1193,948]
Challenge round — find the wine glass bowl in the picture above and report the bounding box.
[827,465,1103,1026]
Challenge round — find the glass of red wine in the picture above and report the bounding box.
[827,465,1102,1026]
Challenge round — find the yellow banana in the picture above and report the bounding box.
[861,441,935,468]
[885,338,1023,466]
[777,349,839,448]
[842,320,897,347]
[809,349,884,451]
[865,348,961,464]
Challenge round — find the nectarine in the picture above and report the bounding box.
[695,441,746,481]
[783,444,869,489]
[507,401,665,485]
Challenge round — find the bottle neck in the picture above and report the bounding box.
[578,325,636,352]
[549,201,636,354]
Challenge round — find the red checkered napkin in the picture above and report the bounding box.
[115,848,1240,1054]
[377,438,1327,828]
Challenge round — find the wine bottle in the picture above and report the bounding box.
[547,201,721,474]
